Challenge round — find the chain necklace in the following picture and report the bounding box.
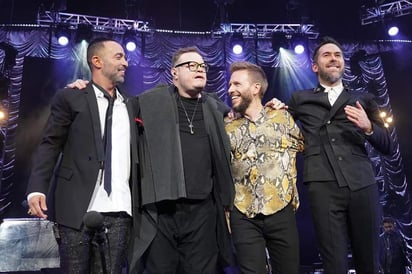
[178,95,200,135]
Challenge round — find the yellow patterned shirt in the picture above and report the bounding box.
[225,107,304,218]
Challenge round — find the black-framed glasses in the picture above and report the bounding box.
[174,61,209,72]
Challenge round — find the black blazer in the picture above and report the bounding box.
[26,84,138,229]
[287,85,393,190]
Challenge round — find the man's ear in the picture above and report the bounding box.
[312,63,318,73]
[252,82,261,96]
[171,68,177,79]
[91,55,102,69]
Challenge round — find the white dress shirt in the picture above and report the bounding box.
[27,86,132,216]
[88,85,132,216]
[323,83,344,106]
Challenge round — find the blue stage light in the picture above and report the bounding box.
[231,33,244,55]
[123,29,138,52]
[55,26,71,46]
[294,44,305,54]
[388,26,399,36]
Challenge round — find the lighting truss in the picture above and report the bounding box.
[212,23,319,39]
[361,0,412,25]
[36,10,319,39]
[37,10,150,33]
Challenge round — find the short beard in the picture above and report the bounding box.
[110,75,125,85]
[233,95,252,115]
[319,70,343,85]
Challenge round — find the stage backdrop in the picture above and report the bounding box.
[0,27,411,267]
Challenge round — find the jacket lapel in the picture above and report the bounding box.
[125,97,139,164]
[85,84,105,162]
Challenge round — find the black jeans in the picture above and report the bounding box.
[144,197,218,274]
[57,212,131,274]
[230,203,299,274]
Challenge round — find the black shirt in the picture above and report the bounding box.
[177,95,213,199]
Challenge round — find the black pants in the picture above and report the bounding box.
[307,182,380,274]
[230,203,299,274]
[144,197,218,274]
[58,212,131,274]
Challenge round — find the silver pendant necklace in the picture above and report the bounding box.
[178,95,200,135]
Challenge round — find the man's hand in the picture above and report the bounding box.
[27,194,48,219]
[66,79,89,90]
[225,110,242,122]
[265,98,287,110]
[344,101,373,134]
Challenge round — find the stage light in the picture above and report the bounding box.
[291,34,307,55]
[294,44,305,54]
[126,41,136,52]
[55,25,71,46]
[387,26,399,36]
[123,30,137,52]
[271,32,289,51]
[379,111,393,128]
[232,44,243,54]
[0,108,6,121]
[230,33,244,55]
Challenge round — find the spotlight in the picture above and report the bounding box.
[230,32,244,55]
[0,107,6,121]
[271,32,289,51]
[55,25,71,46]
[291,34,307,55]
[294,43,305,54]
[379,111,393,128]
[75,24,93,43]
[387,26,399,36]
[126,41,136,52]
[123,29,137,52]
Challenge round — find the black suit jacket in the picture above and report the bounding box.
[287,85,393,190]
[26,84,138,229]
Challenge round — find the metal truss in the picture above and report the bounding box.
[361,0,412,25]
[36,11,319,39]
[37,11,150,33]
[213,23,319,39]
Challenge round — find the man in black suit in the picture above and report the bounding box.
[286,37,393,274]
[26,38,138,273]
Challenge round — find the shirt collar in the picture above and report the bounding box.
[93,84,124,102]
[321,82,344,93]
[252,107,266,124]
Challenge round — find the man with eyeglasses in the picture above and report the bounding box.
[127,46,235,273]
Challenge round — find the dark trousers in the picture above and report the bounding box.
[307,181,380,274]
[144,197,218,274]
[57,213,131,274]
[230,203,299,274]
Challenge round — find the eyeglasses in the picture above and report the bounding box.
[174,61,209,72]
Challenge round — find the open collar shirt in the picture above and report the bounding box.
[225,107,304,218]
[87,85,132,216]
